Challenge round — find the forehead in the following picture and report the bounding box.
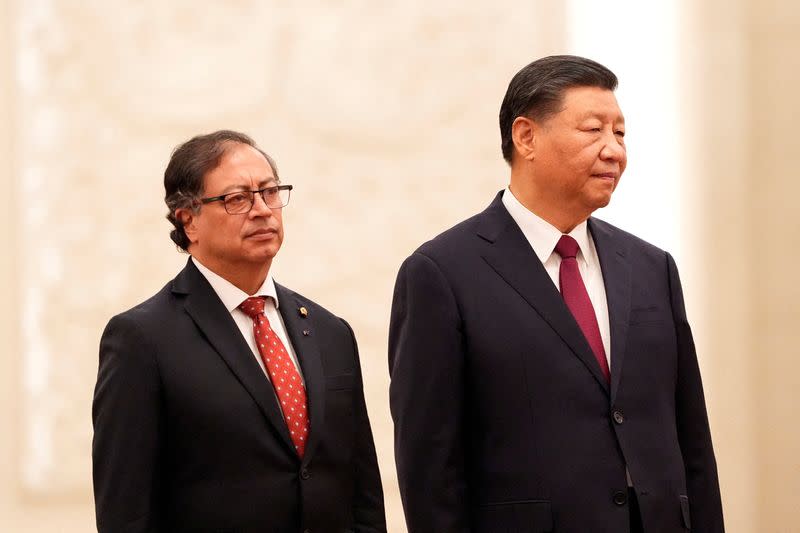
[558,86,624,122]
[204,143,275,191]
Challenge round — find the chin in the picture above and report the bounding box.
[583,198,612,215]
[243,246,280,264]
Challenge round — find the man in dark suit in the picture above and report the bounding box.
[93,130,386,533]
[389,56,723,532]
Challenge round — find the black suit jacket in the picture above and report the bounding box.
[389,192,723,533]
[93,259,386,533]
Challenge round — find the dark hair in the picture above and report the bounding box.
[164,130,279,251]
[499,55,618,163]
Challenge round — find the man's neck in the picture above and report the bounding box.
[508,177,590,234]
[191,253,271,295]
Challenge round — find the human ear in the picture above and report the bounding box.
[176,207,200,245]
[511,116,536,161]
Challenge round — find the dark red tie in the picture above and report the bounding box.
[554,235,610,382]
[239,296,309,457]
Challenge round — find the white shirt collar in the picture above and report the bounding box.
[191,256,279,312]
[501,187,591,266]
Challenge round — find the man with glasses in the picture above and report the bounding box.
[92,130,386,533]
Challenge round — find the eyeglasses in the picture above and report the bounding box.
[200,184,293,214]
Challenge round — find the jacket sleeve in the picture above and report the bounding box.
[389,251,470,533]
[92,313,163,533]
[668,252,725,532]
[341,319,388,533]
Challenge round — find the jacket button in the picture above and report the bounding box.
[612,409,625,424]
[613,490,628,506]
[300,468,310,480]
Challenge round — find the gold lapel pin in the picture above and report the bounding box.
[299,306,308,317]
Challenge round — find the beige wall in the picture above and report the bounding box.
[748,1,800,527]
[681,1,757,530]
[1,1,798,531]
[682,1,800,531]
[2,3,95,530]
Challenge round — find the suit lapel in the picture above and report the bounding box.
[478,193,610,395]
[275,284,326,466]
[172,260,297,456]
[588,218,632,404]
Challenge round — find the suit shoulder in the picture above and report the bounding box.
[274,284,348,328]
[413,212,484,260]
[590,217,670,259]
[105,279,179,331]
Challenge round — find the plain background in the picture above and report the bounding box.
[1,1,798,531]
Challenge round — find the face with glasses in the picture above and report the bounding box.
[178,143,290,279]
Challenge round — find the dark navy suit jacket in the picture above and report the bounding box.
[93,259,386,533]
[389,191,723,533]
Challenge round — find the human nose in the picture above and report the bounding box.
[600,134,626,162]
[248,190,273,217]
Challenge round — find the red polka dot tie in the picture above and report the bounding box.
[554,235,610,382]
[239,296,309,457]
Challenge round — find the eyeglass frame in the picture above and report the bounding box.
[199,184,293,214]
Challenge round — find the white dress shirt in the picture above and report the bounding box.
[191,257,304,384]
[502,187,612,368]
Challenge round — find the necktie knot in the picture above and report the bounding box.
[554,235,580,260]
[239,296,266,319]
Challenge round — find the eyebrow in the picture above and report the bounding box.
[579,112,626,125]
[218,177,279,195]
